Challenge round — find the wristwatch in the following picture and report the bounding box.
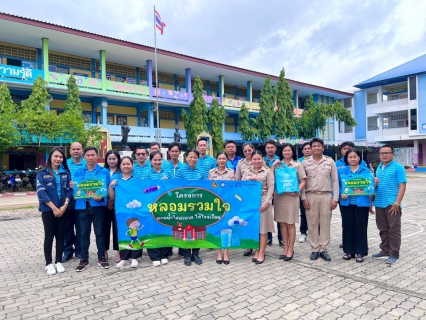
[65,201,69,205]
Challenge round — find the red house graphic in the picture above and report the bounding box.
[172,223,206,241]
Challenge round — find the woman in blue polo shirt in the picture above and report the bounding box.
[37,147,72,276]
[175,149,206,266]
[338,149,373,263]
[108,156,143,269]
[142,151,171,267]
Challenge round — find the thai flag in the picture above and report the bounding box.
[155,10,166,35]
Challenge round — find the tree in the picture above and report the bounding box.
[255,76,274,141]
[297,94,357,138]
[63,75,82,113]
[238,103,257,141]
[181,76,209,148]
[0,84,20,163]
[208,98,226,156]
[19,76,61,146]
[273,68,297,138]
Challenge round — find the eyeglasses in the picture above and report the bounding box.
[136,153,147,156]
[379,152,393,156]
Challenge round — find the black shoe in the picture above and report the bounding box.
[310,252,319,260]
[75,259,89,272]
[255,256,266,264]
[252,258,257,262]
[184,256,191,266]
[279,240,284,248]
[98,257,109,269]
[279,255,287,260]
[223,260,230,265]
[62,253,73,263]
[320,251,331,261]
[216,259,223,264]
[283,251,294,261]
[243,249,253,256]
[339,243,343,248]
[191,254,202,265]
[267,240,272,246]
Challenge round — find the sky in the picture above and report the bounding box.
[2,0,426,91]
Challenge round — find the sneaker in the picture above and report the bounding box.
[45,263,56,275]
[131,259,139,268]
[386,255,399,264]
[152,261,161,267]
[161,258,168,265]
[372,252,389,260]
[298,234,307,243]
[98,258,109,269]
[55,262,65,273]
[115,260,129,269]
[75,260,89,272]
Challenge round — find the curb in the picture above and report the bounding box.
[0,192,36,197]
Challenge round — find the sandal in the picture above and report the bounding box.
[343,253,352,260]
[356,254,364,263]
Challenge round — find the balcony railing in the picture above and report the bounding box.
[49,72,102,90]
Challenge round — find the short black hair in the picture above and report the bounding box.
[134,146,149,156]
[380,144,394,153]
[168,142,181,151]
[149,142,160,149]
[279,143,297,161]
[301,142,310,149]
[149,150,163,161]
[197,138,208,145]
[265,139,277,147]
[215,152,228,159]
[252,150,264,157]
[186,148,200,158]
[310,137,324,147]
[84,146,98,155]
[340,141,355,149]
[344,149,362,165]
[225,140,236,147]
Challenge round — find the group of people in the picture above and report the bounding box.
[37,137,407,275]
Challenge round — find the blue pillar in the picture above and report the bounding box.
[331,97,335,104]
[293,90,298,108]
[37,49,42,70]
[92,97,103,124]
[247,81,252,102]
[148,104,155,138]
[313,94,319,103]
[218,75,224,98]
[101,98,108,125]
[136,67,140,85]
[91,59,96,78]
[174,74,178,91]
[185,68,191,94]
[146,60,153,95]
[206,80,210,96]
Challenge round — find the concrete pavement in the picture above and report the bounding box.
[0,174,425,319]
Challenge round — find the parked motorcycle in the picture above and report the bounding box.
[13,175,22,192]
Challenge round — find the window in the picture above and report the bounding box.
[410,109,417,130]
[367,92,378,104]
[367,117,379,131]
[409,77,417,100]
[117,116,127,125]
[7,58,21,67]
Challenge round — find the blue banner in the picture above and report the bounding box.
[115,180,261,250]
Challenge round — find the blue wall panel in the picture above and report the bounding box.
[418,75,426,134]
[354,90,367,140]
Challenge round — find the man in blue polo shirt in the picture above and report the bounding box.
[372,145,406,265]
[133,146,151,178]
[225,140,242,171]
[62,142,86,262]
[73,146,111,272]
[196,138,216,176]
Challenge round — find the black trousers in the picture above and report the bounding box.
[147,248,170,261]
[104,208,119,251]
[300,199,308,234]
[120,249,142,260]
[180,248,200,258]
[341,205,369,255]
[42,210,68,265]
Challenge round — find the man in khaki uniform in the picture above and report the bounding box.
[301,138,339,261]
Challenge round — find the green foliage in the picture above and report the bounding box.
[64,76,82,113]
[181,76,209,148]
[0,84,20,156]
[273,68,297,138]
[238,103,257,141]
[21,76,51,112]
[297,94,357,138]
[255,76,274,141]
[208,99,226,156]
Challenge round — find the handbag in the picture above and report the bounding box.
[275,163,299,195]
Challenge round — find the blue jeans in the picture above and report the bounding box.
[78,204,106,261]
[268,223,282,241]
[63,201,81,258]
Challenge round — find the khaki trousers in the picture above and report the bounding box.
[305,192,332,252]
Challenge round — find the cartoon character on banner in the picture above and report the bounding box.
[125,218,145,248]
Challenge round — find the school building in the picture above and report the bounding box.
[0,12,354,170]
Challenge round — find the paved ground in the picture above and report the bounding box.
[0,173,425,319]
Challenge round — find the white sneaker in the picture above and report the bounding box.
[55,262,65,273]
[45,263,56,275]
[115,260,129,269]
[152,261,161,267]
[299,234,307,243]
[131,259,139,268]
[161,258,168,265]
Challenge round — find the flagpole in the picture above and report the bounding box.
[154,5,161,147]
